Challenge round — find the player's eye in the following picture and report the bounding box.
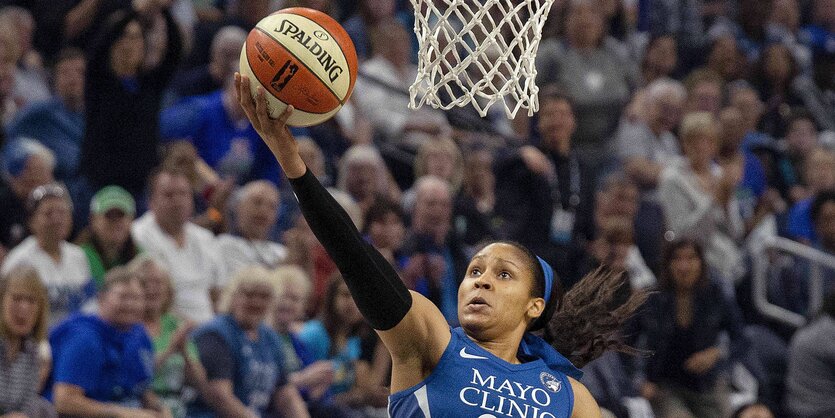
[498,271,512,279]
[470,268,481,276]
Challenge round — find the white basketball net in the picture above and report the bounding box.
[409,0,556,119]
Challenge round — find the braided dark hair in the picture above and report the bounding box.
[499,241,649,368]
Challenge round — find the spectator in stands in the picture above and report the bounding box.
[729,82,770,149]
[683,68,725,116]
[1,7,50,108]
[270,266,329,396]
[80,2,182,198]
[77,186,140,290]
[494,89,596,276]
[752,43,805,137]
[336,144,400,214]
[403,137,464,211]
[362,198,407,269]
[784,290,835,418]
[169,26,246,101]
[769,111,819,204]
[298,276,389,413]
[704,35,747,82]
[717,107,780,233]
[352,19,450,150]
[640,34,678,85]
[659,112,745,282]
[132,168,223,323]
[581,216,656,291]
[785,147,835,243]
[7,47,85,184]
[638,239,747,418]
[616,78,685,191]
[342,0,396,61]
[401,175,468,324]
[47,267,172,418]
[0,138,55,250]
[217,180,286,278]
[161,74,283,186]
[189,266,309,418]
[0,17,19,127]
[188,0,269,70]
[2,183,93,326]
[812,190,835,254]
[0,266,56,418]
[766,0,812,76]
[537,0,636,151]
[453,149,501,251]
[801,0,835,94]
[133,255,208,418]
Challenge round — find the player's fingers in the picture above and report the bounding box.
[237,75,260,130]
[274,105,294,129]
[254,86,273,132]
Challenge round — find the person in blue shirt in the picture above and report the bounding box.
[235,73,649,418]
[6,47,85,184]
[189,266,309,418]
[47,266,171,418]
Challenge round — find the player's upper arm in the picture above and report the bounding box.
[569,377,603,418]
[376,290,451,367]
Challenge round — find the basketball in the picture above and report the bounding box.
[239,7,358,127]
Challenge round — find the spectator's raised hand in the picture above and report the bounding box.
[170,321,197,354]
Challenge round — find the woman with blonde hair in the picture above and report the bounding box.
[659,111,746,283]
[189,266,308,418]
[132,255,207,418]
[0,265,55,417]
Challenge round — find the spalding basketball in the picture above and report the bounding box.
[239,8,358,127]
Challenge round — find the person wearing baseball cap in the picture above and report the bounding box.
[78,186,141,289]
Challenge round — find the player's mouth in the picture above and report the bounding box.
[466,296,490,309]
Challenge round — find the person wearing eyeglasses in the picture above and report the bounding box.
[0,138,56,252]
[0,182,94,326]
[76,185,141,291]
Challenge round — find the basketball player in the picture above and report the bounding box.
[235,73,646,418]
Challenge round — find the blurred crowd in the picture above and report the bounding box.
[0,0,833,417]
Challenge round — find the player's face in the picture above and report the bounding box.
[458,243,544,340]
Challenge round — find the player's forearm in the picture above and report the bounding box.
[288,169,412,330]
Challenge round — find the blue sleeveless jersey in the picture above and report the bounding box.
[388,327,582,418]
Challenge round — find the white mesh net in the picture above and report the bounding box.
[409,0,556,119]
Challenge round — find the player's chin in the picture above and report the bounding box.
[458,310,493,330]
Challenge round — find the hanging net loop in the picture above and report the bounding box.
[409,0,556,119]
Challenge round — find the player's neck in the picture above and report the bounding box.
[469,331,525,365]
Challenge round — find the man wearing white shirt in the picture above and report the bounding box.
[217,180,286,278]
[132,168,222,323]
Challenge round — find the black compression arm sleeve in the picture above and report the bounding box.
[288,168,412,330]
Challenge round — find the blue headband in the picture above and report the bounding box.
[536,256,555,305]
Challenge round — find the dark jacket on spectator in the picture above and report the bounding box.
[79,9,182,196]
[638,279,748,392]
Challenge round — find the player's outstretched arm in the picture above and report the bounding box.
[235,73,451,377]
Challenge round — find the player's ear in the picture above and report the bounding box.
[526,297,545,321]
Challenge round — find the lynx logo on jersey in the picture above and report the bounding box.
[540,372,561,393]
[458,368,558,418]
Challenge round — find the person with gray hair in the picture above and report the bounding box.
[169,25,247,100]
[615,77,687,191]
[189,266,309,418]
[0,137,55,249]
[216,180,287,279]
[336,144,400,213]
